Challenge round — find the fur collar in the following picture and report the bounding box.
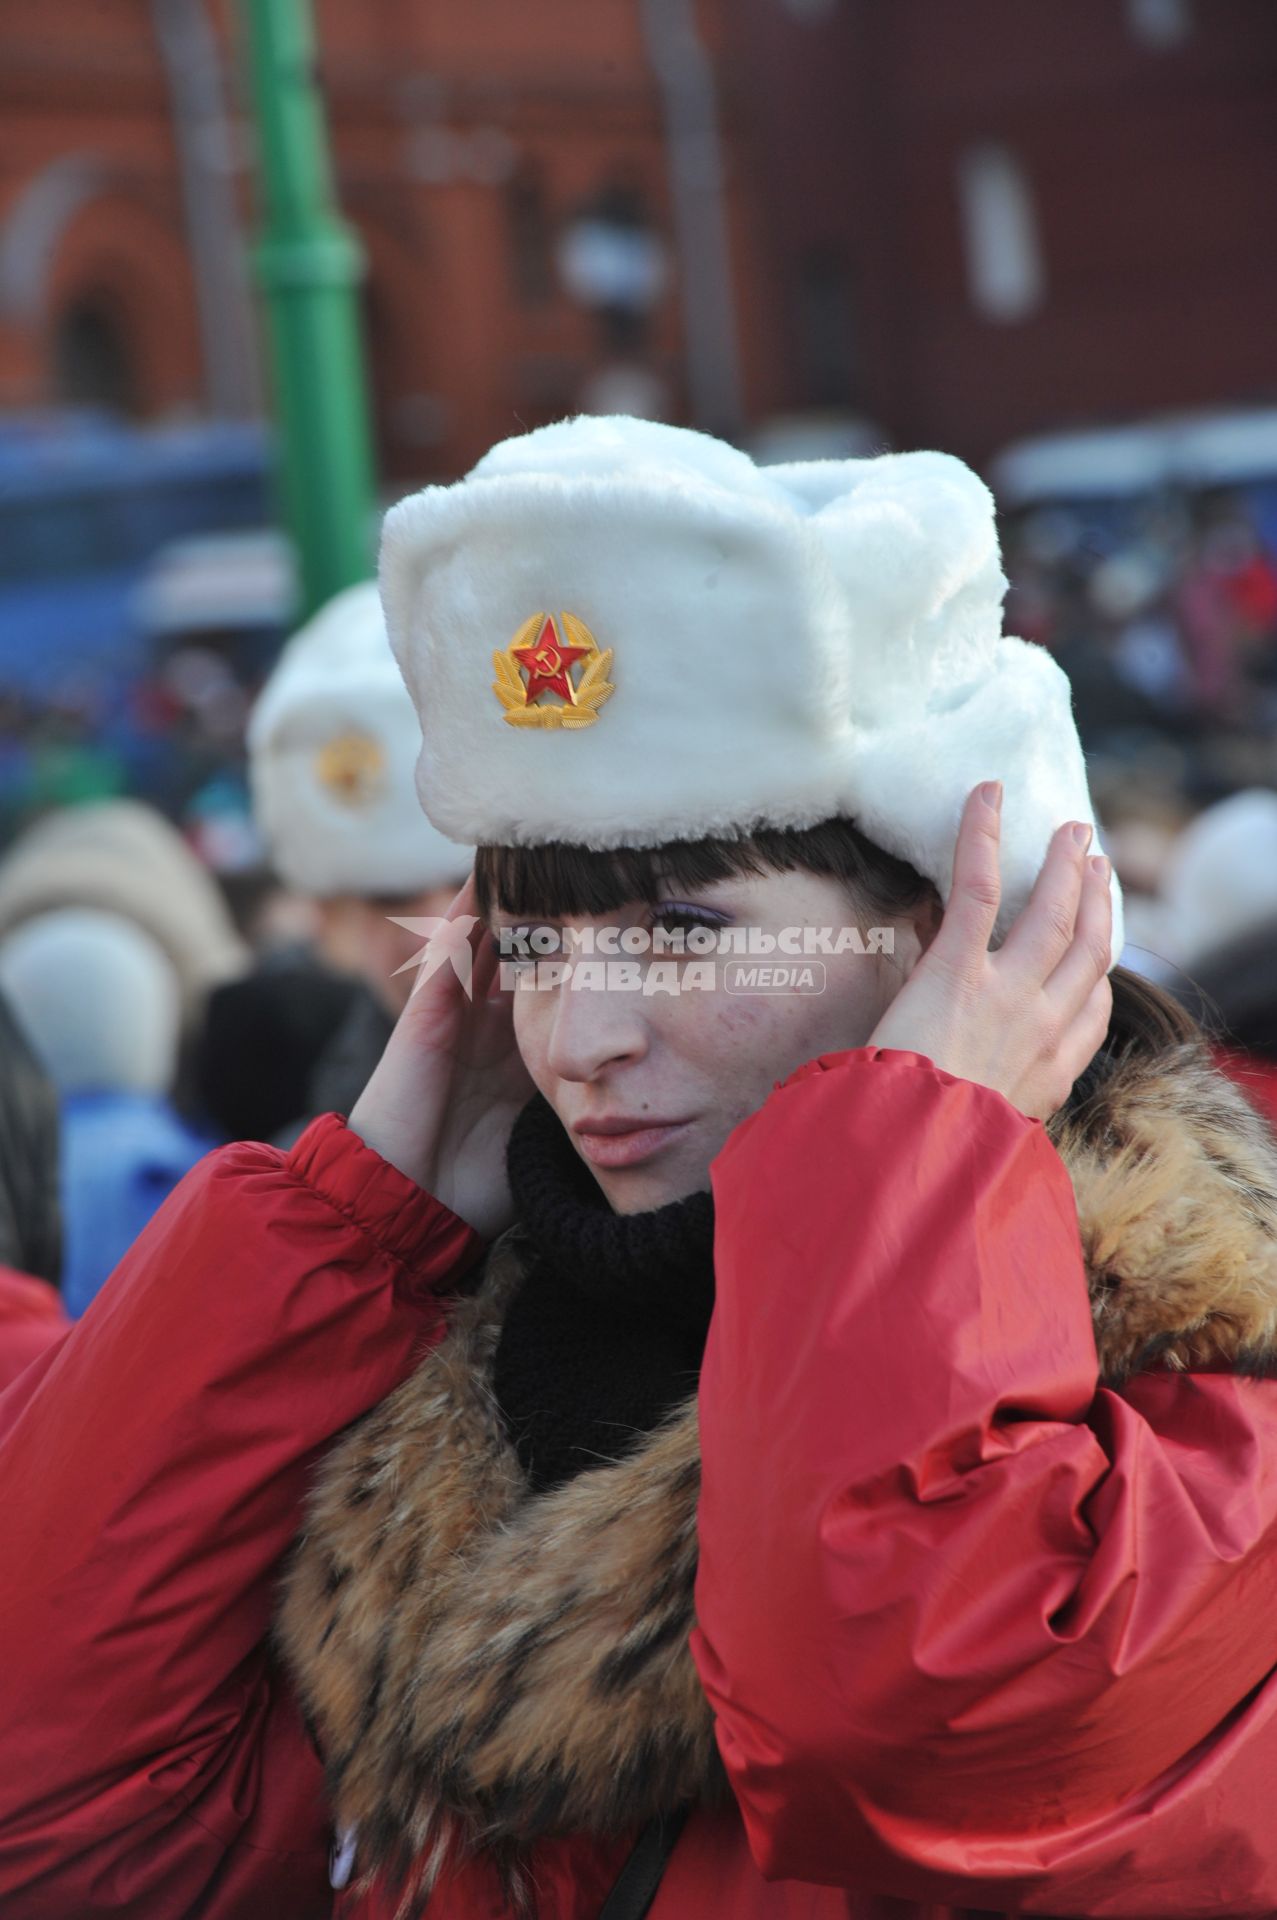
[276,1043,1277,1906]
[1050,1043,1277,1379]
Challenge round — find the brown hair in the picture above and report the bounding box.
[473,819,934,923]
[474,821,1203,1116]
[1067,957,1204,1124]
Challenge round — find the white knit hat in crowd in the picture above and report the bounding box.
[0,798,246,1024]
[248,582,472,899]
[0,908,181,1098]
[380,415,1124,962]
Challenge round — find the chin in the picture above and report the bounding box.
[594,1160,708,1214]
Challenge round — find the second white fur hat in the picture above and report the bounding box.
[249,582,472,899]
[380,416,1123,960]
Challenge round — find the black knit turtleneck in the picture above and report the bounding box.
[492,1095,716,1494]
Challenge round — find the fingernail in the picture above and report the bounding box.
[1071,821,1093,849]
[1089,854,1111,879]
[980,780,1003,812]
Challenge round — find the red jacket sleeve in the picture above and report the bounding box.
[0,1113,482,1917]
[0,1268,70,1393]
[692,1048,1277,1910]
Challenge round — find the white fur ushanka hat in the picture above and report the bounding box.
[380,416,1124,963]
[249,582,472,900]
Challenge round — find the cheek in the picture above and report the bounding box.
[511,991,554,1093]
[805,955,893,1046]
[671,995,796,1110]
[692,962,886,1093]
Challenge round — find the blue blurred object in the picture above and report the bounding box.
[0,410,280,830]
[0,568,145,695]
[58,1090,218,1319]
[0,409,272,690]
[0,410,271,583]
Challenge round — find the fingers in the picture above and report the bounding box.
[396,881,487,1032]
[928,781,1003,977]
[446,871,480,919]
[1080,967,1114,1057]
[1034,967,1112,1119]
[1044,852,1114,1017]
[997,819,1093,980]
[1031,858,1113,1115]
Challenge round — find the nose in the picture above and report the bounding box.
[543,967,651,1083]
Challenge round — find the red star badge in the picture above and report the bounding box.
[512,615,589,705]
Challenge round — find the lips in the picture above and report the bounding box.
[571,1115,692,1169]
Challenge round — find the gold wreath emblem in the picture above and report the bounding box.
[313,731,386,806]
[492,611,615,729]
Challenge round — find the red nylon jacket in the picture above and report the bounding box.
[0,1266,69,1394]
[2,1048,1277,1918]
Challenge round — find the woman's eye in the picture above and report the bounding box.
[650,903,730,938]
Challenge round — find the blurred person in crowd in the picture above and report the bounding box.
[1000,484,1277,776]
[1176,495,1277,722]
[0,991,67,1392]
[0,908,216,1318]
[1088,548,1190,722]
[0,795,248,1031]
[1181,916,1277,1130]
[0,795,249,1139]
[10,421,1277,1920]
[1144,788,1277,1128]
[1175,509,1253,724]
[239,580,471,1133]
[1089,771,1193,980]
[195,960,368,1146]
[1147,787,1277,975]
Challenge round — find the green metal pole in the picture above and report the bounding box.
[236,0,376,619]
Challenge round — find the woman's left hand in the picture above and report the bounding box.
[867,780,1114,1121]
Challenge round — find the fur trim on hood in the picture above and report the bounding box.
[277,1042,1277,1910]
[1054,1042,1277,1380]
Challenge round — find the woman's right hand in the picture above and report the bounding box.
[867,782,1114,1122]
[348,875,534,1240]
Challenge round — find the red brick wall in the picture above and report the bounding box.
[0,0,771,482]
[0,2,199,415]
[4,0,1274,477]
[733,0,1277,462]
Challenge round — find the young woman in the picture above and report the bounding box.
[3,420,1277,1920]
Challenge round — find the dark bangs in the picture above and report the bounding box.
[474,818,937,920]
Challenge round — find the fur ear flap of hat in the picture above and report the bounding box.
[248,581,473,900]
[380,414,1124,962]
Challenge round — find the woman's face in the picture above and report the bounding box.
[495,866,940,1213]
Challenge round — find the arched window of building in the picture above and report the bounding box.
[795,247,857,406]
[51,294,140,414]
[360,273,446,483]
[957,144,1045,324]
[557,180,667,351]
[507,165,555,307]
